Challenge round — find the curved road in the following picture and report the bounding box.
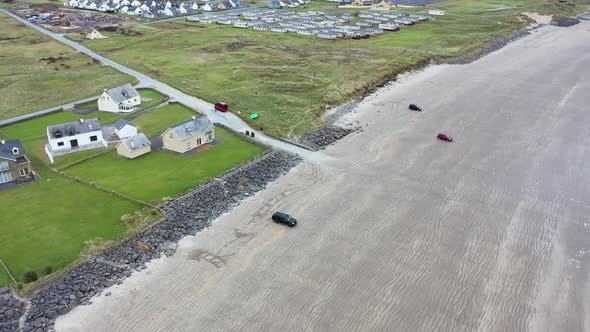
[0,8,326,161]
[57,21,590,332]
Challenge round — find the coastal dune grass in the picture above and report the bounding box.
[0,13,134,121]
[82,0,587,138]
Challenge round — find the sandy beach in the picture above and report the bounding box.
[56,21,590,332]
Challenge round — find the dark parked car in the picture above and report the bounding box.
[437,133,453,142]
[409,104,422,111]
[272,212,297,227]
[214,102,228,112]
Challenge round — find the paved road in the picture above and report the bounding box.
[0,9,324,160]
[57,22,590,332]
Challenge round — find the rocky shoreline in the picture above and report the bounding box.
[0,150,301,332]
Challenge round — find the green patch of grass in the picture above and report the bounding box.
[76,100,98,109]
[0,141,142,288]
[137,88,167,111]
[65,128,265,202]
[131,103,196,138]
[82,0,588,138]
[0,12,135,121]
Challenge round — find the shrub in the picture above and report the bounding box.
[83,238,115,256]
[23,270,38,283]
[42,265,53,276]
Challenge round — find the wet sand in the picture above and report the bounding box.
[56,21,590,332]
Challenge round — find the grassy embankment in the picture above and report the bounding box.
[0,12,134,121]
[82,0,587,138]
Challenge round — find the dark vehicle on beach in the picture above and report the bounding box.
[409,104,422,111]
[272,212,297,227]
[437,133,453,142]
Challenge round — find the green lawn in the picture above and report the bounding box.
[82,0,588,138]
[137,88,168,111]
[0,145,141,288]
[64,128,265,202]
[0,12,134,121]
[131,103,196,138]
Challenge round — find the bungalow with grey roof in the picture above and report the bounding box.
[98,83,141,113]
[162,115,215,153]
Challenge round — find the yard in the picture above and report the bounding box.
[0,12,134,121]
[0,102,264,288]
[81,0,586,138]
[64,127,265,202]
[0,152,143,289]
[130,102,196,137]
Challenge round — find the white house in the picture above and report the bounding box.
[113,119,138,139]
[98,83,141,113]
[45,118,107,163]
[428,9,445,16]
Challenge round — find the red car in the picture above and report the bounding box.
[437,133,453,142]
[214,102,228,112]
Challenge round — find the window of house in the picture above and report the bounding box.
[0,161,9,172]
[19,168,28,177]
[197,138,202,145]
[57,141,64,147]
[0,171,12,184]
[90,135,98,142]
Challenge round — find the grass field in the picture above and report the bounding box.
[131,103,196,137]
[0,12,134,121]
[0,146,142,288]
[82,0,587,138]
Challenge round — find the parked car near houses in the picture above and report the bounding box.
[214,102,228,112]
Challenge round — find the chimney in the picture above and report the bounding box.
[0,139,4,145]
[192,115,196,120]
[80,118,84,123]
[104,88,107,92]
[130,140,135,149]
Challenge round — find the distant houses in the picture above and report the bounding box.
[45,118,107,163]
[98,83,141,113]
[116,133,151,159]
[0,139,35,185]
[65,0,240,17]
[162,115,215,153]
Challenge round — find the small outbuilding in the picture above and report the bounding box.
[162,115,215,153]
[116,133,151,159]
[84,28,106,40]
[113,119,138,139]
